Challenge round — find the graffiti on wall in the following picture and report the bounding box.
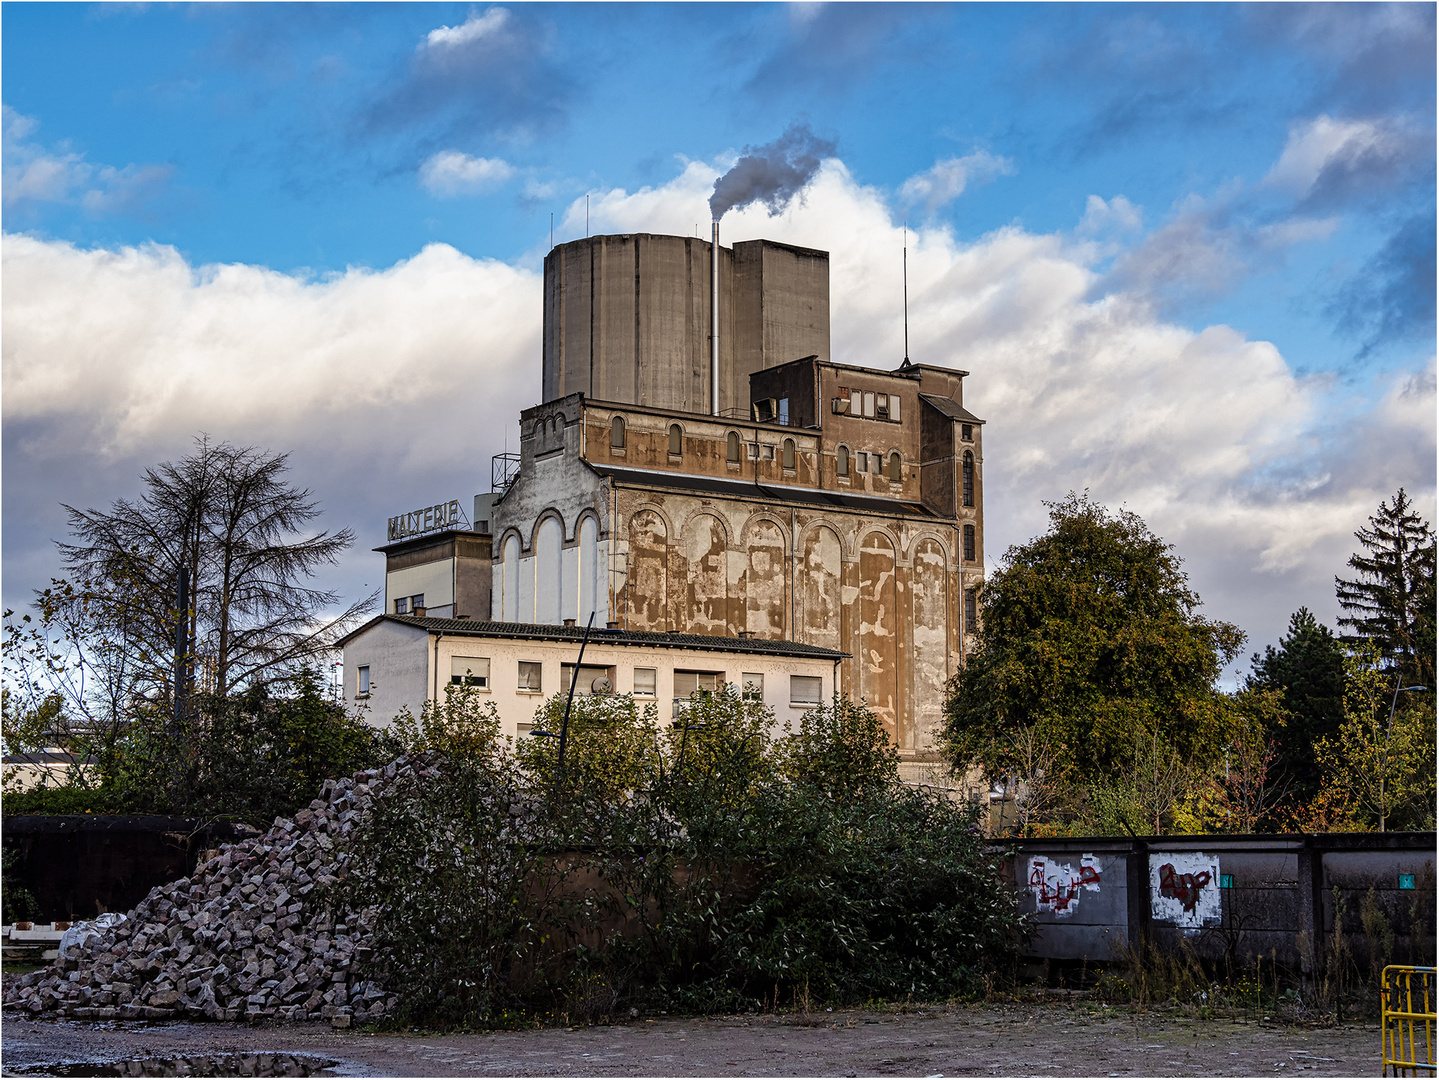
[1150,852,1222,931]
[1027,853,1102,916]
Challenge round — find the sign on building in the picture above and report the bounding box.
[388,500,464,542]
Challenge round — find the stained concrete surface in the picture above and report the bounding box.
[1,1004,1381,1077]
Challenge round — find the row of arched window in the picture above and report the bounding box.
[837,445,902,483]
[607,414,923,488]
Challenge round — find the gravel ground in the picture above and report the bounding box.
[0,1004,1381,1077]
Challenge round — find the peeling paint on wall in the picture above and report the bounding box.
[744,520,787,639]
[628,510,668,630]
[801,526,842,652]
[1027,853,1102,916]
[1151,852,1222,932]
[683,513,729,636]
[858,531,897,739]
[911,538,948,751]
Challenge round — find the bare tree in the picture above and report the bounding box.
[59,436,375,701]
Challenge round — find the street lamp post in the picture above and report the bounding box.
[1379,681,1427,832]
[528,610,597,785]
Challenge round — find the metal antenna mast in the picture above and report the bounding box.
[903,224,910,365]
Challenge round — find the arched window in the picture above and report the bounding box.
[837,445,850,477]
[962,451,974,507]
[888,452,901,483]
[668,423,683,456]
[727,431,741,463]
[782,438,796,470]
[611,415,626,450]
[963,523,976,562]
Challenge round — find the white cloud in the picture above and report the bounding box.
[1078,194,1143,235]
[1264,114,1403,196]
[898,151,1014,213]
[419,150,515,196]
[2,106,172,214]
[422,8,510,51]
[5,156,1433,668]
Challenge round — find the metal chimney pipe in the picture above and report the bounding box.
[711,221,720,416]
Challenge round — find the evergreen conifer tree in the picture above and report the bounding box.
[1335,488,1436,687]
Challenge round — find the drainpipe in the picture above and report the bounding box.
[790,507,797,641]
[432,630,444,704]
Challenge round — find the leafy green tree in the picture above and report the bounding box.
[1245,607,1346,802]
[1336,488,1436,688]
[1313,644,1436,832]
[779,693,900,801]
[940,494,1245,798]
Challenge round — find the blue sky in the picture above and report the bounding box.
[4,2,1435,674]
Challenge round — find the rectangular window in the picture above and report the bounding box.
[863,391,876,418]
[876,394,889,419]
[850,389,862,415]
[961,423,973,442]
[857,451,869,473]
[674,670,721,697]
[518,661,543,692]
[411,594,425,611]
[964,589,977,632]
[790,675,822,707]
[394,597,409,614]
[562,664,614,695]
[762,445,774,460]
[633,667,657,696]
[748,442,759,459]
[742,673,764,701]
[357,666,371,697]
[890,395,900,424]
[450,656,489,688]
[778,398,790,425]
[963,523,976,562]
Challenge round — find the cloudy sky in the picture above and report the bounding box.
[4,3,1434,679]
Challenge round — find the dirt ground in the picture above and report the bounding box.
[0,1003,1382,1077]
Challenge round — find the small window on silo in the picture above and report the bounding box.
[611,416,626,450]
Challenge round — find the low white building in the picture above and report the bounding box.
[338,615,848,739]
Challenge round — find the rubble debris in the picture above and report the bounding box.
[3,753,446,1024]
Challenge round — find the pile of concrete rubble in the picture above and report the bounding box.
[4,754,444,1026]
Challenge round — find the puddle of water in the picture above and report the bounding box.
[12,1054,338,1077]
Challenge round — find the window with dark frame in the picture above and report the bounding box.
[964,588,977,631]
[611,415,626,449]
[962,451,975,507]
[963,523,976,562]
[961,423,973,442]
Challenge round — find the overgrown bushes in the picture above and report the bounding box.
[339,687,1024,1027]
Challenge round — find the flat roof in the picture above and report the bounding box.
[374,528,490,555]
[339,615,849,659]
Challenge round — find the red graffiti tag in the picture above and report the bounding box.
[1158,862,1212,912]
[1029,858,1102,912]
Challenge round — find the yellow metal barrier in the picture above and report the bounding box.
[1383,966,1436,1077]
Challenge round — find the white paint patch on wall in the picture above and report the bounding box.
[1150,851,1222,932]
[1026,853,1102,917]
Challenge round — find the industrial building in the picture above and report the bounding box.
[346,231,984,762]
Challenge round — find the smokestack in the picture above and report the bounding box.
[711,221,720,416]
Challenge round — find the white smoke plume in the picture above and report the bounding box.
[708,123,837,221]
